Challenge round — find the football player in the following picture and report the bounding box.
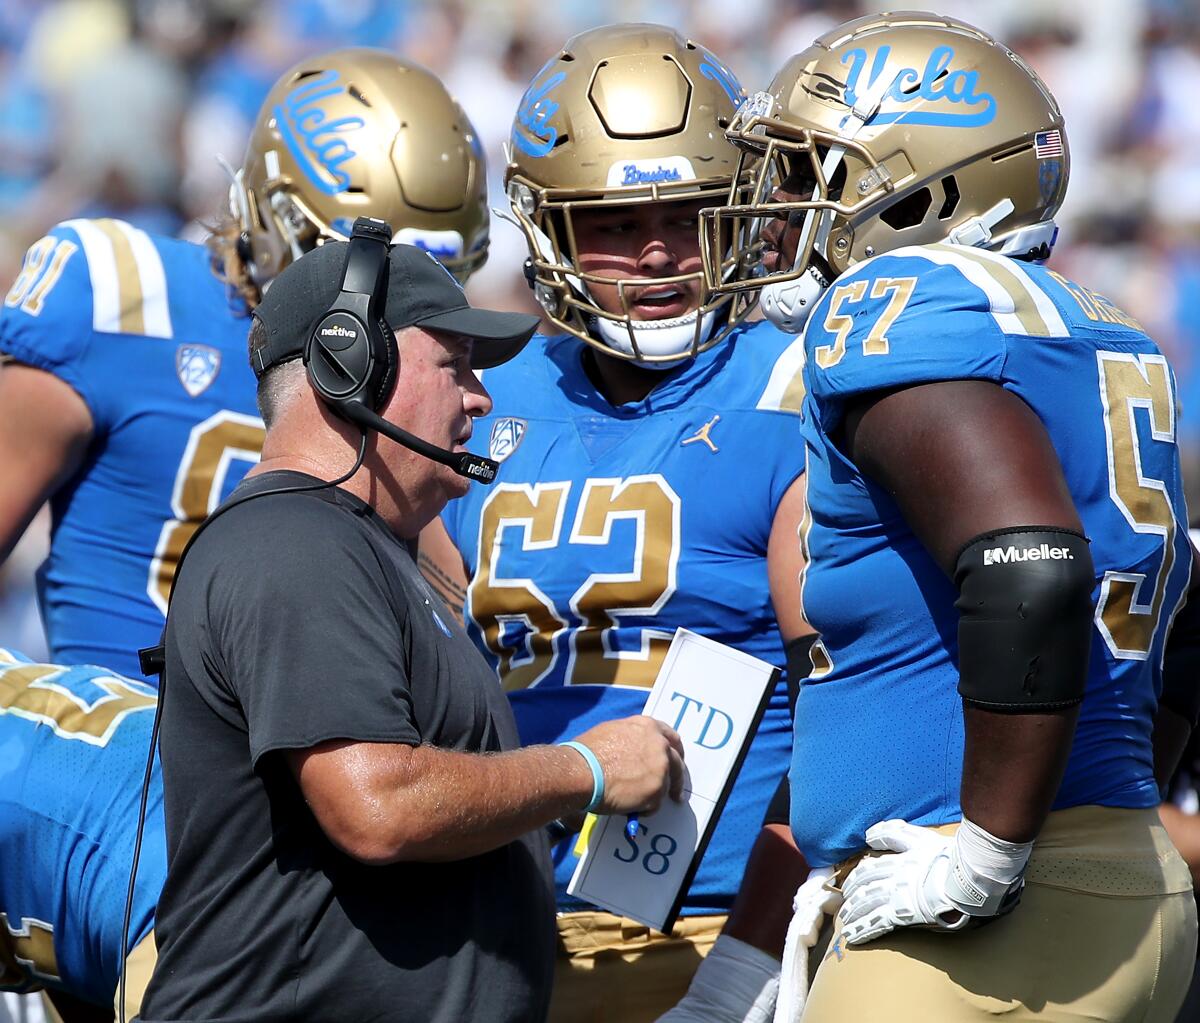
[0,49,488,680]
[701,12,1200,1021]
[418,24,813,1023]
[0,648,162,1022]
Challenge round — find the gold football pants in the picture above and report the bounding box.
[547,911,724,1023]
[114,928,156,1020]
[801,806,1197,1022]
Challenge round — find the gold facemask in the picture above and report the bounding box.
[701,12,1069,300]
[505,24,757,363]
[234,48,488,288]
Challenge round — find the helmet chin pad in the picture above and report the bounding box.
[760,263,831,334]
[592,307,719,366]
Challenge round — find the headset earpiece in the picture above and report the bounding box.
[304,218,398,412]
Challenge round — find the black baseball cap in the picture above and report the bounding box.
[250,240,540,377]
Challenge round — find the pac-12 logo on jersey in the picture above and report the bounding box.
[175,344,221,397]
[489,417,527,463]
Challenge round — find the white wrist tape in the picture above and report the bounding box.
[945,817,1033,917]
[656,934,779,1023]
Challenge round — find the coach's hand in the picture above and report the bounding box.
[573,716,685,814]
[838,818,1030,946]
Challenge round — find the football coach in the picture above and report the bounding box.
[138,221,684,1023]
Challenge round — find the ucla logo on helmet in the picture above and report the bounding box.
[176,344,221,397]
[697,49,745,106]
[513,62,566,159]
[489,417,527,463]
[275,69,365,195]
[842,45,997,127]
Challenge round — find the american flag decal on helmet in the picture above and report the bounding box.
[1034,130,1063,159]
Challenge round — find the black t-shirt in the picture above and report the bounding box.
[139,472,555,1023]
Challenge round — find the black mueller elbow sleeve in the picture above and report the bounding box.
[954,527,1095,711]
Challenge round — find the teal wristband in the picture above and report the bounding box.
[559,740,605,813]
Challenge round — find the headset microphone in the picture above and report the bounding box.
[336,399,499,483]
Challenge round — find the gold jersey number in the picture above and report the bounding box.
[469,476,681,690]
[1094,351,1183,659]
[4,236,77,317]
[0,914,57,992]
[0,654,155,746]
[148,411,265,614]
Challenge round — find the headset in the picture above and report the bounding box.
[306,216,499,484]
[119,217,497,1021]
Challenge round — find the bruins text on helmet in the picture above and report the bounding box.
[230,48,489,294]
[504,24,759,364]
[700,11,1068,332]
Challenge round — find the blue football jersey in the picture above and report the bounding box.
[0,649,164,1005]
[0,220,264,679]
[443,321,808,914]
[791,243,1192,867]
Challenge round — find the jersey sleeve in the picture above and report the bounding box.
[750,329,811,504]
[197,497,423,765]
[0,218,179,429]
[803,245,1023,432]
[0,223,99,407]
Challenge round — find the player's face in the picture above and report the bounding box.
[383,328,491,516]
[760,155,820,275]
[572,198,708,321]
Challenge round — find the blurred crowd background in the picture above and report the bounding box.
[1,0,1198,660]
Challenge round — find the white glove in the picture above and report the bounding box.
[656,934,780,1023]
[839,818,1031,947]
[773,867,841,1023]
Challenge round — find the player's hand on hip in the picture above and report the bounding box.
[574,716,685,814]
[838,818,1030,946]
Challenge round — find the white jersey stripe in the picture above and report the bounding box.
[936,243,1069,338]
[895,244,1025,335]
[1004,259,1069,337]
[116,220,173,339]
[62,219,120,334]
[756,333,808,414]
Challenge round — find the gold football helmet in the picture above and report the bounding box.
[233,48,488,287]
[701,12,1069,331]
[505,24,757,363]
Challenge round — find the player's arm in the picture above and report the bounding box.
[285,715,684,865]
[759,469,818,911]
[767,473,812,645]
[1152,543,1200,887]
[416,515,469,623]
[657,476,815,1022]
[1153,541,1200,789]
[726,470,813,954]
[0,361,93,561]
[836,379,1092,942]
